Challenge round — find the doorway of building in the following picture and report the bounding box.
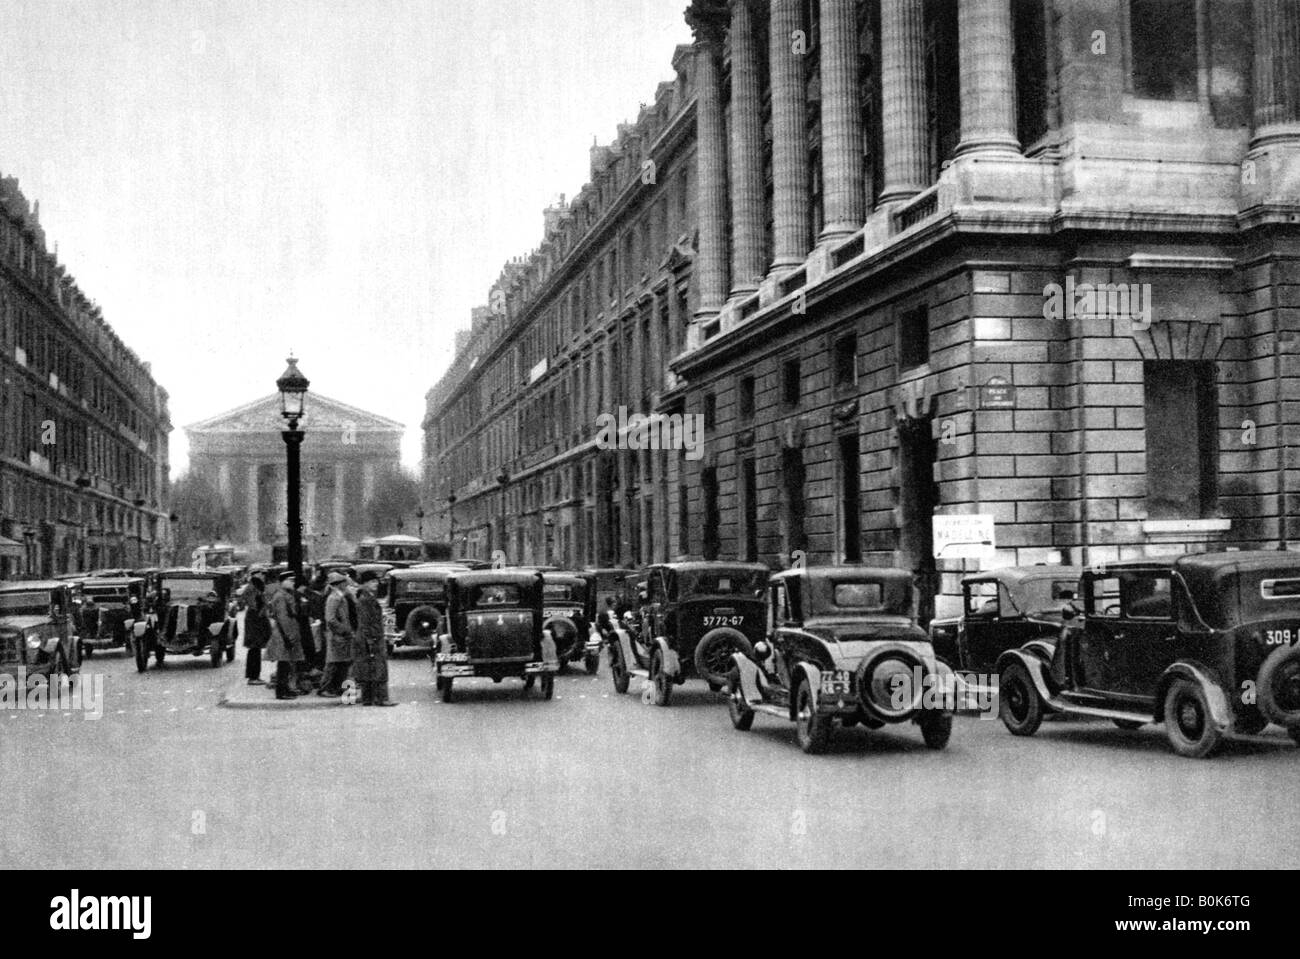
[898,417,940,626]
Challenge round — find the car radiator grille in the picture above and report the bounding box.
[1,635,21,664]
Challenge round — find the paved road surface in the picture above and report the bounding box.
[1,647,1295,869]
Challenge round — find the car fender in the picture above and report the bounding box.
[790,661,822,720]
[996,648,1055,704]
[654,637,680,678]
[540,628,559,668]
[1155,661,1232,729]
[732,652,767,704]
[610,625,636,668]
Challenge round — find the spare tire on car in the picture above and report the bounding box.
[405,605,442,645]
[1256,643,1300,728]
[693,627,754,687]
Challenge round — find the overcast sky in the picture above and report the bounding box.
[0,0,691,476]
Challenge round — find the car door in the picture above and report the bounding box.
[961,579,1002,670]
[767,581,794,693]
[1110,572,1179,699]
[1076,574,1122,691]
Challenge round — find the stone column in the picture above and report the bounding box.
[217,462,231,507]
[1253,0,1300,144]
[954,0,1020,156]
[304,480,317,539]
[333,463,346,543]
[362,460,376,506]
[879,0,930,202]
[274,467,287,544]
[819,0,866,241]
[690,28,730,322]
[769,0,811,274]
[729,0,766,296]
[245,462,259,545]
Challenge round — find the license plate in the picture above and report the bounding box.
[703,615,744,628]
[820,674,850,696]
[1264,628,1298,646]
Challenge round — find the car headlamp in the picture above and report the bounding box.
[25,633,42,650]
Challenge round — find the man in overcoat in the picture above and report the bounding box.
[266,571,305,700]
[319,571,356,698]
[242,575,270,686]
[353,570,395,706]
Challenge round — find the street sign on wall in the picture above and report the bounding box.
[979,376,1016,409]
[932,514,996,560]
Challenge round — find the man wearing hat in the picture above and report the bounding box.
[266,571,305,700]
[242,574,270,686]
[353,570,395,706]
[319,571,356,698]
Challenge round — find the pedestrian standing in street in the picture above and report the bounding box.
[318,571,356,698]
[352,570,395,706]
[308,569,329,673]
[243,574,269,686]
[266,570,305,700]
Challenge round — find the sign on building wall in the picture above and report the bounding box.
[932,514,996,560]
[979,376,1017,409]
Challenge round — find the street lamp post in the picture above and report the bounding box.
[276,356,310,586]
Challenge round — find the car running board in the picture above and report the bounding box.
[1047,699,1152,723]
[746,702,789,719]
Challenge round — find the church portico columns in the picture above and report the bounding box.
[246,462,259,545]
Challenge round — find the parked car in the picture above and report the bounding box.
[432,570,559,702]
[929,565,1083,672]
[385,565,465,654]
[727,567,955,753]
[144,569,237,671]
[0,581,80,681]
[540,571,598,673]
[602,561,768,706]
[997,551,1300,758]
[78,576,149,658]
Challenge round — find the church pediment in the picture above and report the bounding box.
[186,394,404,436]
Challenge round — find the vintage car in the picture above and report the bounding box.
[997,551,1300,758]
[540,571,598,673]
[929,565,1083,672]
[385,565,465,653]
[727,567,954,753]
[432,570,559,702]
[0,581,80,681]
[78,576,150,657]
[142,569,237,671]
[602,561,768,706]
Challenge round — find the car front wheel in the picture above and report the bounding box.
[794,681,830,754]
[727,668,754,731]
[920,713,953,750]
[999,662,1043,737]
[609,641,630,695]
[650,650,672,707]
[1164,679,1223,759]
[584,652,600,675]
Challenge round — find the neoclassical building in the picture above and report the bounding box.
[186,394,404,562]
[424,0,1300,622]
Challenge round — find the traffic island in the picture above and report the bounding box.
[218,677,349,711]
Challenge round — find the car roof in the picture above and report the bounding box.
[0,581,66,592]
[158,568,231,578]
[652,561,770,573]
[82,578,142,587]
[772,565,914,584]
[449,570,542,588]
[961,564,1084,586]
[541,571,591,583]
[389,566,465,580]
[1174,550,1300,576]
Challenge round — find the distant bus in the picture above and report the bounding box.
[356,535,451,565]
[192,543,238,569]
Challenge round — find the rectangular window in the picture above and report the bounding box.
[783,358,801,406]
[834,333,857,387]
[702,467,720,561]
[741,457,758,562]
[898,306,930,370]
[703,393,717,430]
[1130,0,1198,100]
[1144,360,1218,519]
[678,482,691,557]
[838,433,862,563]
[738,375,755,421]
[782,447,807,558]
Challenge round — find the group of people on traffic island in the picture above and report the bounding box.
[240,568,394,706]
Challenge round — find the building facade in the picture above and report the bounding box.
[186,394,404,562]
[0,175,172,579]
[424,0,1300,620]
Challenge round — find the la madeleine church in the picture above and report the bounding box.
[185,394,404,561]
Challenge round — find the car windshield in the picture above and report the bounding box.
[396,579,444,600]
[377,545,423,562]
[544,582,587,604]
[1013,578,1079,615]
[467,583,524,608]
[677,569,766,599]
[1200,568,1300,629]
[84,587,134,603]
[161,579,219,602]
[0,592,52,617]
